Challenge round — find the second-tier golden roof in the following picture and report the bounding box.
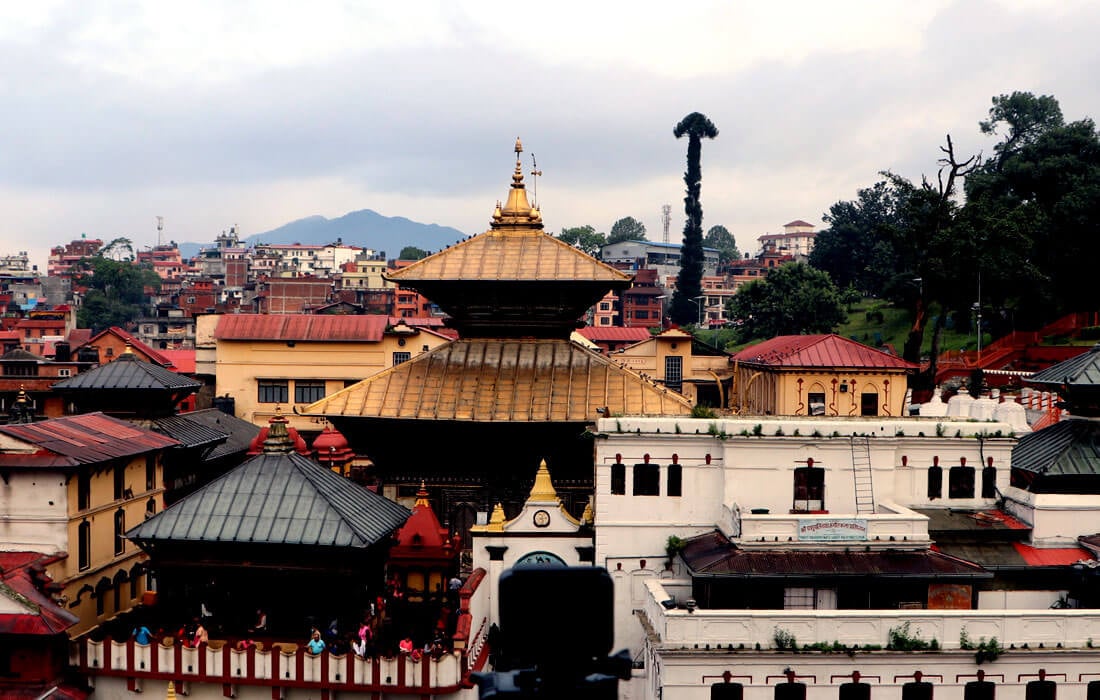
[303,338,693,422]
[386,139,631,285]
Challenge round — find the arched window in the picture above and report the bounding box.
[114,509,126,555]
[927,461,943,499]
[78,521,91,571]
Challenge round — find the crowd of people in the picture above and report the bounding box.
[129,574,465,663]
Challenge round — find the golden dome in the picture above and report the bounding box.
[528,459,559,503]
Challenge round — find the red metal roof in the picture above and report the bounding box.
[732,334,918,370]
[216,314,390,342]
[577,327,654,343]
[0,551,79,635]
[0,413,179,464]
[159,349,196,373]
[1013,543,1091,566]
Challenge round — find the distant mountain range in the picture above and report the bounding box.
[177,209,469,260]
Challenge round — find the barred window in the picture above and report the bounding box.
[258,380,289,404]
[294,380,325,403]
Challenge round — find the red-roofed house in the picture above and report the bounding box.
[0,551,85,698]
[0,413,179,635]
[731,334,918,417]
[576,326,653,354]
[75,326,176,367]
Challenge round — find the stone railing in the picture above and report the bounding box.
[644,579,1100,650]
[73,637,466,695]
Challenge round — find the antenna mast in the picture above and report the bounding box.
[530,154,542,207]
[661,204,671,243]
[156,216,164,247]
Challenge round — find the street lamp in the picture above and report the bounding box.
[692,295,706,327]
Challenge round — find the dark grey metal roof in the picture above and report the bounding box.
[177,409,261,461]
[52,352,201,392]
[0,348,41,362]
[127,451,410,548]
[1028,344,1100,387]
[1012,419,1100,476]
[150,414,229,451]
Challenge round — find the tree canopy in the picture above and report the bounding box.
[398,246,430,260]
[670,112,719,326]
[726,262,846,341]
[608,216,647,244]
[704,225,739,264]
[75,253,161,333]
[557,225,607,256]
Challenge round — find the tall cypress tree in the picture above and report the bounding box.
[670,112,719,326]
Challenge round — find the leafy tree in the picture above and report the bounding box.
[398,246,430,260]
[557,225,607,256]
[704,225,739,264]
[608,216,647,244]
[75,255,160,332]
[726,262,845,341]
[670,112,719,326]
[965,92,1100,326]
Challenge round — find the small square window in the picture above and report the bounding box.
[633,464,659,496]
[294,380,325,403]
[258,380,289,404]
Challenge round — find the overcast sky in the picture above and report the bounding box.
[2,0,1098,269]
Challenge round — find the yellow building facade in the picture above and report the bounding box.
[201,314,451,432]
[0,413,176,636]
[730,334,917,417]
[611,328,731,407]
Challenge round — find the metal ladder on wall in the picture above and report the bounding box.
[850,436,876,514]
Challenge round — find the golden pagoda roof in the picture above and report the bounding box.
[386,138,631,285]
[302,338,693,422]
[528,459,559,502]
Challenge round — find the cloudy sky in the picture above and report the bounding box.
[2,0,1098,269]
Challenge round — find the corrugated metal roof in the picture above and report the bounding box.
[386,228,632,284]
[302,338,694,422]
[916,508,1030,534]
[126,451,411,548]
[52,352,202,392]
[0,552,79,634]
[0,413,179,464]
[731,334,917,371]
[215,314,389,342]
[935,542,1092,569]
[1012,419,1100,476]
[178,409,262,461]
[150,414,229,450]
[1027,343,1100,387]
[682,531,989,578]
[576,327,654,343]
[159,349,196,373]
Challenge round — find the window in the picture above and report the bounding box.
[145,455,156,490]
[610,463,626,495]
[294,380,325,403]
[949,465,976,499]
[927,465,943,499]
[78,472,91,511]
[860,392,879,416]
[793,467,825,511]
[113,463,125,500]
[146,498,157,516]
[78,521,91,570]
[599,302,610,311]
[664,355,683,393]
[392,352,411,366]
[105,347,114,357]
[635,310,649,320]
[667,464,682,497]
[257,380,288,404]
[982,465,997,498]
[58,368,71,377]
[114,509,126,555]
[600,317,610,325]
[808,392,825,416]
[784,587,837,610]
[633,463,660,496]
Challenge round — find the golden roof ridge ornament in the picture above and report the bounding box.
[492,137,542,229]
[415,480,430,508]
[528,459,559,502]
[486,502,507,532]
